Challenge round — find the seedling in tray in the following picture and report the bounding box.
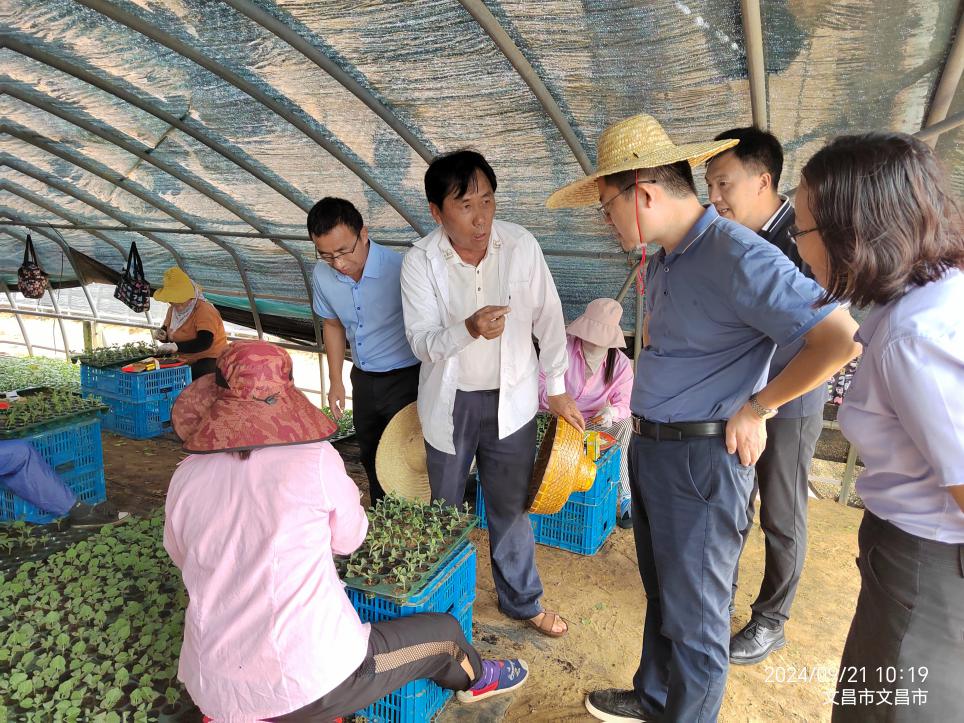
[336,495,476,598]
[0,388,106,435]
[72,342,158,368]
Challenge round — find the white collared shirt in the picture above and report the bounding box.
[401,220,568,454]
[440,237,503,390]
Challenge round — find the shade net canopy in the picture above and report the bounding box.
[1,0,961,337]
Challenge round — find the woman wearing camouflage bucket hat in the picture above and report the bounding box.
[164,341,528,721]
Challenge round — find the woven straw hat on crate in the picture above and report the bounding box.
[376,402,431,503]
[527,416,597,515]
[546,113,738,209]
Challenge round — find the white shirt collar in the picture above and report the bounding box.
[761,195,791,232]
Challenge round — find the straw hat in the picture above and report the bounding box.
[546,114,739,209]
[171,341,336,453]
[376,402,431,503]
[567,298,626,349]
[528,416,597,515]
[154,267,197,304]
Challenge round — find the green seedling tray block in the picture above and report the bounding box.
[341,516,478,602]
[0,406,108,440]
[71,351,158,368]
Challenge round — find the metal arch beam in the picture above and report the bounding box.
[221,0,435,164]
[74,0,429,235]
[740,0,768,129]
[0,181,128,260]
[2,124,265,339]
[3,37,315,212]
[0,154,192,274]
[8,80,340,351]
[456,0,592,174]
[1,221,100,321]
[924,13,964,139]
[0,279,33,355]
[917,109,964,141]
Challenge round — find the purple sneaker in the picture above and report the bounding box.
[456,658,529,703]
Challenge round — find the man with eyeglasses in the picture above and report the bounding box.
[308,197,420,505]
[548,114,860,723]
[706,127,829,666]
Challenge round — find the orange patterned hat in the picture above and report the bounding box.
[171,341,336,453]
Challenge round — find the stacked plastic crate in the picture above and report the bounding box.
[346,541,477,722]
[476,445,622,555]
[80,364,192,440]
[0,416,107,523]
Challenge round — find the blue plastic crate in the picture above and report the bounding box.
[353,601,473,723]
[0,417,106,523]
[476,468,619,556]
[84,388,179,440]
[348,545,475,723]
[347,541,476,621]
[80,363,191,403]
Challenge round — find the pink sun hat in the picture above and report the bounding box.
[171,340,336,454]
[566,298,626,348]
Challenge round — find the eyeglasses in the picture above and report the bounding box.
[317,232,360,264]
[789,224,820,240]
[598,180,657,221]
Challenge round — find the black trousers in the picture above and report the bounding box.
[733,413,822,625]
[832,511,964,722]
[269,612,481,722]
[189,357,218,380]
[349,363,419,504]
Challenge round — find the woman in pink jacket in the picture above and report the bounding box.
[164,341,527,722]
[540,298,634,527]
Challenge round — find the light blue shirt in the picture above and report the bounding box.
[633,205,832,422]
[311,241,419,373]
[838,269,964,543]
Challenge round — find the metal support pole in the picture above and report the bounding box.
[43,287,72,358]
[740,0,768,129]
[0,280,33,355]
[839,443,859,506]
[614,261,641,304]
[633,283,644,372]
[923,14,964,142]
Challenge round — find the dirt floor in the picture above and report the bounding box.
[102,431,863,723]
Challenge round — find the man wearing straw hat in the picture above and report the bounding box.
[401,150,583,639]
[548,115,860,722]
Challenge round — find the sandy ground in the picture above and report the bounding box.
[102,432,862,723]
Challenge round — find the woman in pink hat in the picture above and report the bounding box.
[164,341,528,722]
[539,298,634,527]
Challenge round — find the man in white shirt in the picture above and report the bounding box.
[401,150,583,638]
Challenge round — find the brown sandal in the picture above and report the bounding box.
[526,611,568,638]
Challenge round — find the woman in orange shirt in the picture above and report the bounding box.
[153,268,228,379]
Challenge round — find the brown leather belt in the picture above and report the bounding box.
[632,415,726,441]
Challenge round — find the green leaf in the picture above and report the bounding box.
[101,687,123,709]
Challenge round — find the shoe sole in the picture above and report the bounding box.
[729,638,787,666]
[457,660,529,703]
[584,696,646,722]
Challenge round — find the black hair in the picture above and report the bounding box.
[424,150,498,208]
[307,197,364,238]
[604,348,617,386]
[713,127,784,189]
[602,160,696,199]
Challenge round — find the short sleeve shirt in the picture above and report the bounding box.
[311,241,419,372]
[165,300,228,365]
[632,205,832,422]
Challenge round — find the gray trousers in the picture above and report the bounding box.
[733,413,822,626]
[832,511,964,722]
[269,613,480,721]
[425,390,543,619]
[630,434,754,722]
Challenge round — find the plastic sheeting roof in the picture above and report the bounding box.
[2,0,962,336]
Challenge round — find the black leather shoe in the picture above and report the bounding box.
[585,689,652,722]
[729,619,786,665]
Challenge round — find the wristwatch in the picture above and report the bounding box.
[748,393,777,420]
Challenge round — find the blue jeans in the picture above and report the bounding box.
[629,434,754,722]
[0,439,76,516]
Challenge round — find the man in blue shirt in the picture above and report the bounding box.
[706,127,829,665]
[548,114,860,723]
[308,197,420,504]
